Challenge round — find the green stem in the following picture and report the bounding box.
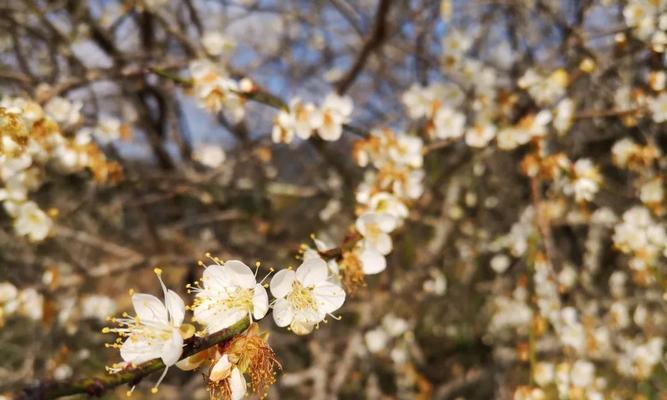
[149,67,193,86]
[15,318,250,400]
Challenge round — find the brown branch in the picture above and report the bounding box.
[14,318,251,400]
[574,107,643,120]
[334,0,392,95]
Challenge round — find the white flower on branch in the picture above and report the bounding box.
[105,269,187,394]
[193,144,226,169]
[433,106,466,139]
[189,59,245,121]
[13,201,52,242]
[356,212,397,256]
[368,192,409,222]
[191,260,268,334]
[202,31,235,57]
[316,93,353,141]
[270,256,345,335]
[44,96,83,128]
[648,92,667,123]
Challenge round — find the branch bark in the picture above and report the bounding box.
[14,318,251,400]
[334,0,392,95]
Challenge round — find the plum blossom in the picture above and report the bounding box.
[44,96,82,127]
[518,68,568,105]
[209,354,247,400]
[270,256,345,335]
[465,123,496,148]
[356,212,397,256]
[189,59,245,121]
[191,260,268,334]
[193,144,226,169]
[201,31,235,56]
[13,201,52,242]
[317,93,353,141]
[432,107,466,139]
[648,92,667,123]
[563,159,602,203]
[106,269,186,393]
[368,192,409,221]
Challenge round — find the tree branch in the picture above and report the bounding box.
[14,318,251,400]
[334,0,392,95]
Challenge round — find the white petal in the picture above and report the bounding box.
[205,308,247,334]
[355,214,371,236]
[296,257,328,287]
[290,319,316,335]
[252,284,269,320]
[270,269,295,298]
[132,293,168,323]
[165,289,185,327]
[203,265,233,290]
[120,335,163,364]
[230,367,247,400]
[359,248,386,274]
[223,260,257,289]
[294,307,322,326]
[318,123,343,141]
[209,354,232,382]
[376,213,397,232]
[291,310,320,335]
[272,298,294,327]
[312,282,346,314]
[160,329,184,366]
[373,233,393,255]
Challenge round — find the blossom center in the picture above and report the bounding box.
[222,287,254,312]
[287,281,316,311]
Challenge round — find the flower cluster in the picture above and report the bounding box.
[327,129,425,288]
[623,0,667,52]
[613,206,667,273]
[0,97,121,241]
[189,59,247,122]
[271,93,353,143]
[0,282,44,326]
[106,255,342,397]
[205,324,279,400]
[518,360,605,400]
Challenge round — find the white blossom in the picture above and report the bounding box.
[270,256,345,335]
[192,260,268,334]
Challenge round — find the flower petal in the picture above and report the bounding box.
[359,248,386,274]
[160,328,184,366]
[202,264,233,290]
[355,213,371,236]
[209,354,232,382]
[165,289,185,327]
[270,269,295,298]
[373,233,393,255]
[230,367,247,400]
[224,260,257,289]
[132,293,168,323]
[207,308,248,334]
[252,284,269,320]
[376,213,397,232]
[272,298,294,327]
[296,257,328,287]
[120,334,163,364]
[312,282,346,314]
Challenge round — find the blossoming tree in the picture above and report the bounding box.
[2,0,667,399]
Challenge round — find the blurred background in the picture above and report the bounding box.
[1,0,667,399]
